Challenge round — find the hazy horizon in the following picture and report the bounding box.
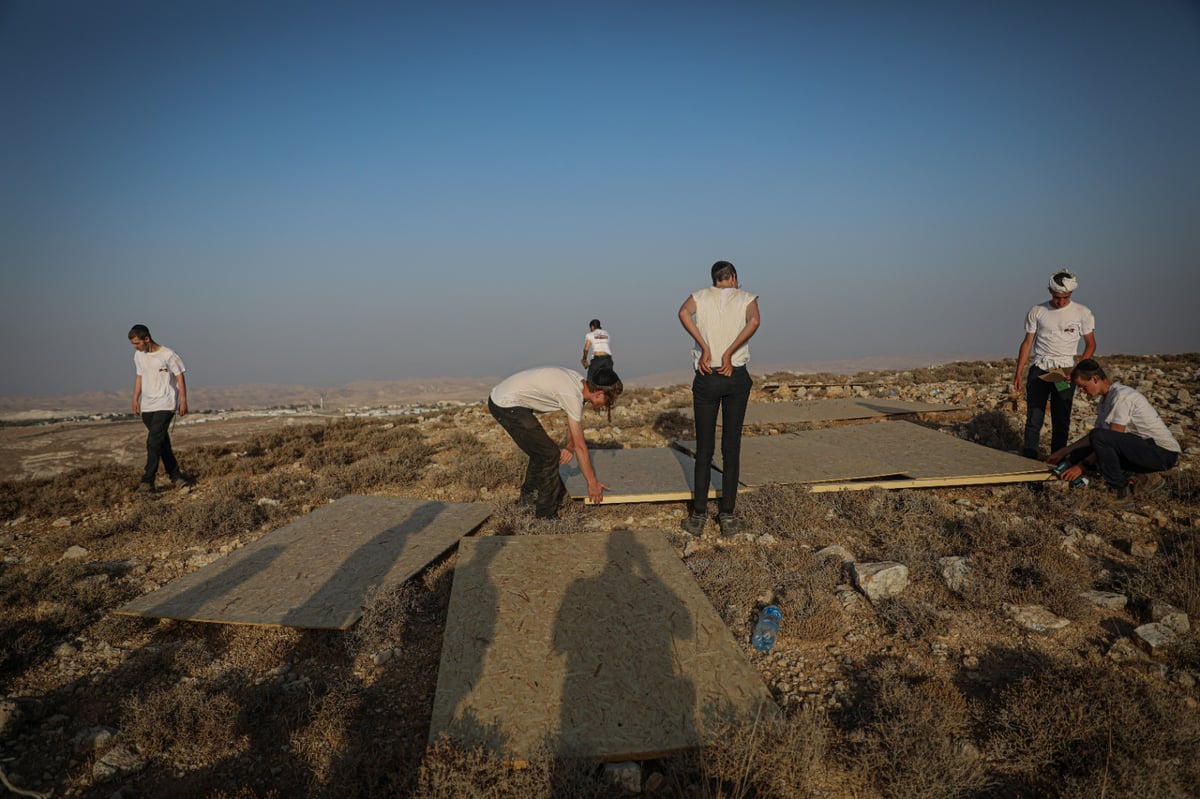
[3,1,1198,398]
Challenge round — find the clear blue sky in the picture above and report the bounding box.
[2,0,1198,397]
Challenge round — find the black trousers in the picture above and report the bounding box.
[1023,365,1074,458]
[1066,428,1180,489]
[141,410,181,484]
[586,354,613,384]
[488,398,566,519]
[690,366,752,516]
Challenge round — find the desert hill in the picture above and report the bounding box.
[0,354,1197,798]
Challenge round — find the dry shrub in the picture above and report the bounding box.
[347,581,428,663]
[415,738,617,799]
[122,682,247,763]
[985,663,1200,797]
[875,596,949,643]
[652,410,695,440]
[848,663,990,799]
[674,705,830,799]
[0,462,136,521]
[433,430,524,491]
[962,534,1092,619]
[737,484,826,539]
[960,409,1022,451]
[290,683,358,785]
[687,541,841,639]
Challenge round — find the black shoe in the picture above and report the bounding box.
[172,475,192,490]
[680,514,706,536]
[135,482,154,494]
[718,513,739,536]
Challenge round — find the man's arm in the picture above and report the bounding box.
[1080,331,1096,362]
[678,296,713,374]
[1014,332,1035,392]
[176,373,188,417]
[716,298,761,376]
[581,338,591,367]
[132,375,142,415]
[566,416,608,504]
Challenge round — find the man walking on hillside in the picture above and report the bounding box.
[128,324,190,493]
[581,319,613,385]
[1014,270,1096,459]
[488,365,623,519]
[1047,358,1179,502]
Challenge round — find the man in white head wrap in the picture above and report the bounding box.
[1013,269,1097,459]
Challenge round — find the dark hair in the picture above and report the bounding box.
[128,324,152,340]
[711,260,737,284]
[589,319,601,329]
[1070,358,1106,383]
[587,368,623,423]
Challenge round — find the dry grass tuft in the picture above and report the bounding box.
[122,682,247,763]
[960,409,1022,451]
[983,662,1200,797]
[846,661,990,799]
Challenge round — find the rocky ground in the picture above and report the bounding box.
[1,354,1198,798]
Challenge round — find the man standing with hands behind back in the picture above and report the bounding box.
[129,324,190,493]
[1014,270,1096,460]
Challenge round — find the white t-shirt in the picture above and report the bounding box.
[585,329,612,357]
[1025,301,1095,370]
[1096,382,1181,453]
[490,367,586,423]
[134,346,186,413]
[691,286,758,369]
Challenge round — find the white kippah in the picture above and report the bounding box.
[1049,271,1077,294]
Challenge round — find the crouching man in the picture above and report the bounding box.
[1047,358,1180,501]
[487,365,622,519]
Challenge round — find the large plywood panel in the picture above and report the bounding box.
[561,447,721,503]
[679,397,964,426]
[430,530,775,761]
[740,397,965,425]
[673,436,904,485]
[116,496,492,629]
[676,421,1047,488]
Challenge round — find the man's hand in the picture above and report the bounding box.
[1013,373,1024,393]
[178,398,188,417]
[560,447,574,465]
[696,348,714,375]
[132,400,140,415]
[1046,449,1067,465]
[587,479,609,504]
[1060,464,1084,482]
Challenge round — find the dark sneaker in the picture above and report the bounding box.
[135,482,154,494]
[718,513,739,536]
[1110,484,1137,512]
[680,514,706,536]
[172,476,192,490]
[1133,472,1166,498]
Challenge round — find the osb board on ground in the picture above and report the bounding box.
[429,530,775,762]
[678,397,965,427]
[560,447,721,503]
[116,495,492,629]
[676,420,1048,488]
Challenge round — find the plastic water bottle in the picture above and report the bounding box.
[751,605,782,652]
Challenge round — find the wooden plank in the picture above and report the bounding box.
[561,447,721,504]
[678,397,965,426]
[115,496,492,629]
[807,472,1052,492]
[676,421,1046,488]
[673,435,905,486]
[429,530,776,762]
